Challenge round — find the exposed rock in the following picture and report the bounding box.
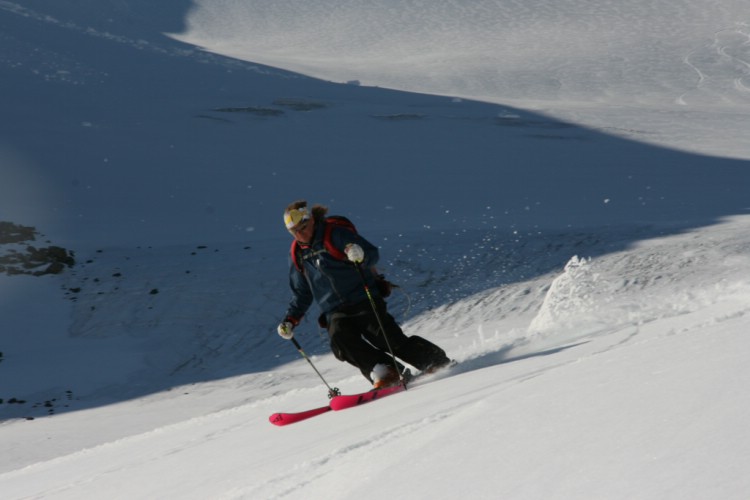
[0,222,75,276]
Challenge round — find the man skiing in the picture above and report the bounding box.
[277,200,451,389]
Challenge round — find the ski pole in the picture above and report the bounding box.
[354,264,407,388]
[290,337,340,398]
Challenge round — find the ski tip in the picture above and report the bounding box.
[269,413,286,426]
[268,405,332,426]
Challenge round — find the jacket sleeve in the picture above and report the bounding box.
[285,262,313,321]
[330,226,380,268]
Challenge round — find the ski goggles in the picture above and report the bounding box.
[284,206,311,231]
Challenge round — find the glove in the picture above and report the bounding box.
[345,243,364,263]
[376,274,393,298]
[277,322,294,339]
[277,316,299,339]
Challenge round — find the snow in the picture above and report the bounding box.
[1,1,749,498]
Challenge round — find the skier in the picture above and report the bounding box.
[277,200,451,389]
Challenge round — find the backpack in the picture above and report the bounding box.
[290,215,357,273]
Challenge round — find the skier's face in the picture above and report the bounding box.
[291,218,314,244]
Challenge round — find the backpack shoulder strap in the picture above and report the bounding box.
[289,216,358,273]
[323,216,356,261]
[290,239,302,272]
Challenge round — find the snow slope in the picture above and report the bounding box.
[1,1,750,498]
[175,0,750,159]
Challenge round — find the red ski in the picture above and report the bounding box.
[269,405,331,426]
[268,385,405,425]
[269,363,456,426]
[329,384,406,411]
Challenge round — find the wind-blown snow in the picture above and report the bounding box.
[1,0,749,499]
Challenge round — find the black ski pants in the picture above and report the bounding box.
[327,298,449,382]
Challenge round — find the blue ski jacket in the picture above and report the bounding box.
[284,218,381,323]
